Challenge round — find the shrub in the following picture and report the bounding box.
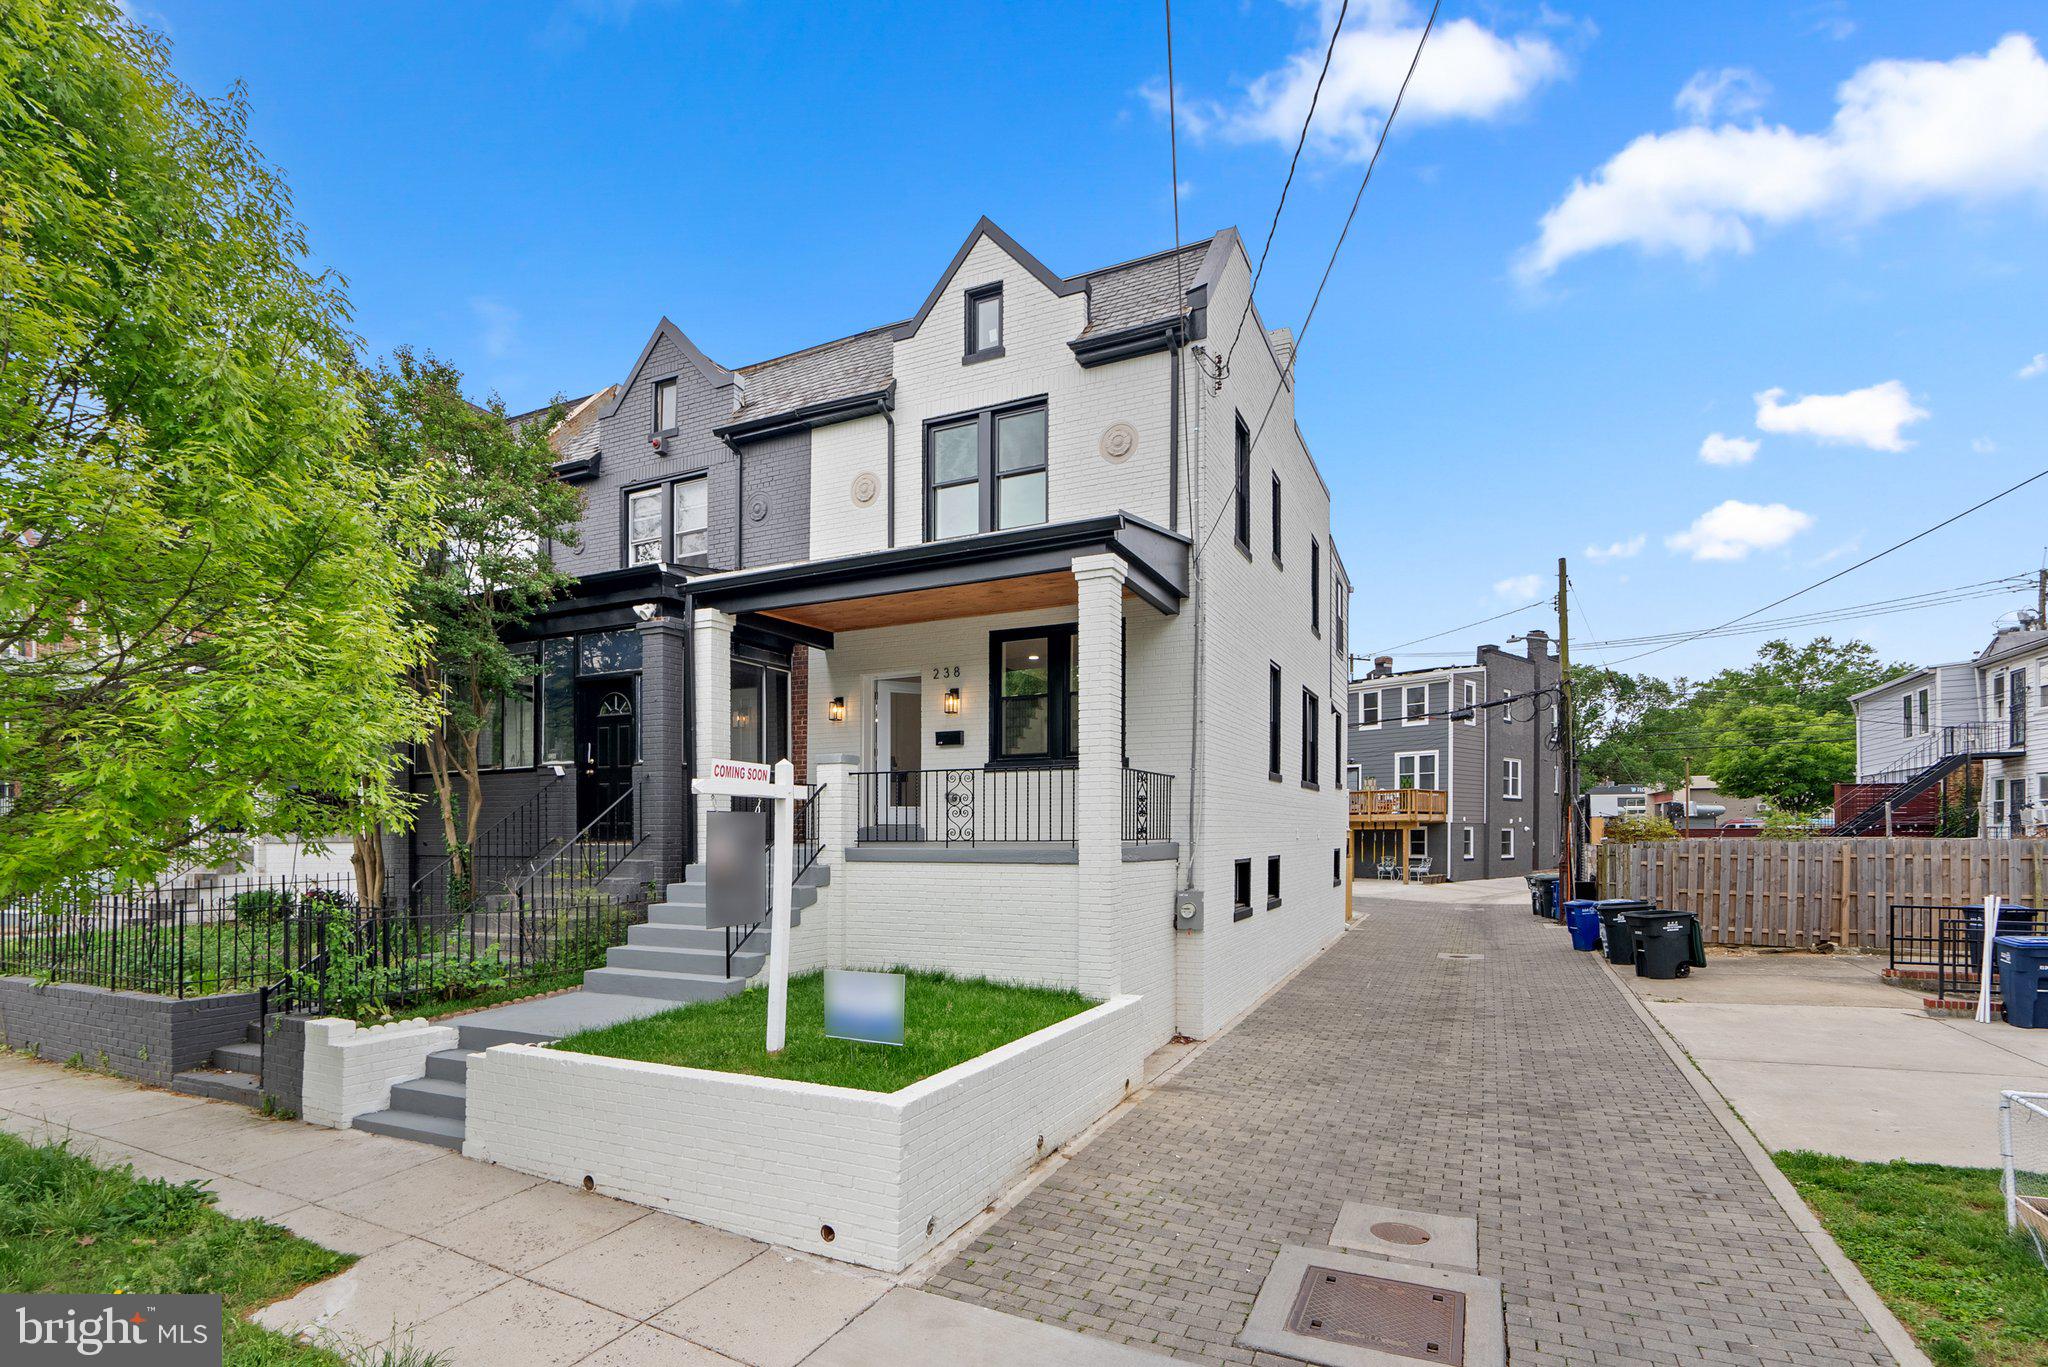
[230,888,294,923]
[1603,813,1678,843]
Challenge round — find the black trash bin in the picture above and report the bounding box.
[1628,908,1699,979]
[1597,899,1651,966]
[1963,904,2039,977]
[1527,871,1560,920]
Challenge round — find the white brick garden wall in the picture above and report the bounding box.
[462,993,1146,1272]
[299,1017,457,1129]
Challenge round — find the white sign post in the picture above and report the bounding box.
[1979,893,2003,1025]
[693,757,806,1053]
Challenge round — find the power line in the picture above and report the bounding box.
[1358,595,1551,658]
[1607,466,2048,666]
[1218,0,1350,375]
[1581,576,2032,649]
[1194,0,1441,565]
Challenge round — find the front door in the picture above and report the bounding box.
[873,677,922,834]
[575,680,636,838]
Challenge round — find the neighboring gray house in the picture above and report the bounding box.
[1346,633,1564,880]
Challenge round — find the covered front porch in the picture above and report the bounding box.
[686,515,1190,1021]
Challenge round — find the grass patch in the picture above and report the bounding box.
[1775,1151,2048,1366]
[555,969,1095,1092]
[360,973,581,1024]
[0,1131,352,1366]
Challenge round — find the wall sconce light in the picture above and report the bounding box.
[943,687,961,715]
[828,696,846,723]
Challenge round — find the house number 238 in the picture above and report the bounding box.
[930,666,960,681]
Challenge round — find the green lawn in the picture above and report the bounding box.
[555,969,1096,1092]
[0,1132,352,1366]
[1775,1151,2048,1366]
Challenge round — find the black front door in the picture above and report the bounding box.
[575,680,637,838]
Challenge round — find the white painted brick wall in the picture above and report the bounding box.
[836,861,1079,987]
[299,1017,458,1129]
[462,994,1145,1272]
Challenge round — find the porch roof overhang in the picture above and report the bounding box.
[506,563,695,641]
[689,513,1190,635]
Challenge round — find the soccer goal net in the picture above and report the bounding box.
[2003,1091,2048,1263]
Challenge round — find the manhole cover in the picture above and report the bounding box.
[1370,1220,1433,1246]
[1288,1266,1465,1363]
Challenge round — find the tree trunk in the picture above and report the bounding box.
[351,828,385,908]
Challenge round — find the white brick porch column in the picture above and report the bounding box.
[692,607,736,862]
[1074,553,1127,1001]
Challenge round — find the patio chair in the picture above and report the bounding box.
[1408,856,1433,879]
[1375,857,1399,880]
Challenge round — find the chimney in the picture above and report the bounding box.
[1370,655,1393,678]
[1523,629,1550,661]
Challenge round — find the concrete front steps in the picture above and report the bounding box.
[352,858,829,1149]
[171,1022,265,1107]
[581,860,825,1005]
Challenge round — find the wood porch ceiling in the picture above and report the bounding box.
[757,570,1143,633]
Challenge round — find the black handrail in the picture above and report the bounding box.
[1122,769,1174,843]
[853,766,1076,844]
[409,769,570,912]
[725,783,827,979]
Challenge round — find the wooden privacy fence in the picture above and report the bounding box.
[1596,837,2048,950]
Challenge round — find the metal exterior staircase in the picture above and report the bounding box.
[1836,720,2021,836]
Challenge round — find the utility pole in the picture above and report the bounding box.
[1557,556,1574,893]
[2037,568,2045,626]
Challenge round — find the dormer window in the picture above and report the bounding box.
[652,376,678,433]
[966,284,1003,361]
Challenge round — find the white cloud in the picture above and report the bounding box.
[2021,352,2048,379]
[1167,1,1568,161]
[1974,437,1999,453]
[1494,573,1545,600]
[1753,379,1927,451]
[1519,35,2048,279]
[470,296,520,361]
[1666,500,1815,561]
[1585,534,1646,562]
[1698,432,1761,466]
[1675,67,1769,123]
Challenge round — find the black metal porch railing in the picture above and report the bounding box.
[853,765,1076,845]
[721,783,828,978]
[1859,720,2021,785]
[1888,901,2045,1001]
[1122,769,1174,843]
[408,770,570,916]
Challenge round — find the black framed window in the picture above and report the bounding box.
[965,284,1004,360]
[989,624,1078,765]
[478,641,539,772]
[1310,538,1321,635]
[652,376,678,433]
[1233,858,1252,919]
[1233,415,1251,551]
[1301,688,1320,786]
[1332,705,1342,788]
[1333,848,1342,886]
[1270,473,1283,562]
[623,473,708,568]
[1268,663,1283,778]
[925,400,1047,540]
[1267,855,1281,906]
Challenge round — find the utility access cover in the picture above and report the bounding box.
[1288,1267,1464,1364]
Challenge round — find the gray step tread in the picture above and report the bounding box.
[606,944,762,974]
[388,1076,466,1120]
[211,1041,263,1075]
[629,923,772,950]
[353,1108,465,1149]
[581,966,747,1002]
[424,1049,476,1082]
[170,1069,260,1106]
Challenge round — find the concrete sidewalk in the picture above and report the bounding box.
[0,1052,1157,1366]
[1625,949,2048,1167]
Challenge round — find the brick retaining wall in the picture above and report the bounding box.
[0,976,258,1086]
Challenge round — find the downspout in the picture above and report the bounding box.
[724,437,746,570]
[883,404,897,549]
[682,589,698,868]
[1183,337,1204,894]
[1167,341,1182,533]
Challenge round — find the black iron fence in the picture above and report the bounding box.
[1888,901,2044,1001]
[854,765,1077,845]
[408,772,570,916]
[1122,769,1174,843]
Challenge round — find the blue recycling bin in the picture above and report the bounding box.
[1994,936,2048,1028]
[1566,903,1603,952]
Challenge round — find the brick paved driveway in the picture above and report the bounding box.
[926,892,1896,1365]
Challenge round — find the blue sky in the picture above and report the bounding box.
[148,0,2048,683]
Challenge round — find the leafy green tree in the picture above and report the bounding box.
[1700,703,1855,811]
[0,1,439,899]
[1571,665,1695,788]
[355,351,580,893]
[1601,812,1677,843]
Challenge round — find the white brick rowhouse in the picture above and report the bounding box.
[463,994,1149,1272]
[300,1018,458,1129]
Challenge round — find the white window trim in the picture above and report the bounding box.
[1395,750,1440,791]
[1500,687,1514,724]
[1461,827,1475,861]
[1346,763,1364,791]
[1357,689,1381,730]
[1463,679,1478,726]
[1500,826,1516,860]
[1502,757,1523,800]
[1407,827,1427,859]
[1402,684,1428,726]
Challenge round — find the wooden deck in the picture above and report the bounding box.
[1349,788,1448,826]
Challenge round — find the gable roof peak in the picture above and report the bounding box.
[596,315,734,420]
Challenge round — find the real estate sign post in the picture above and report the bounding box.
[693,758,805,1053]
